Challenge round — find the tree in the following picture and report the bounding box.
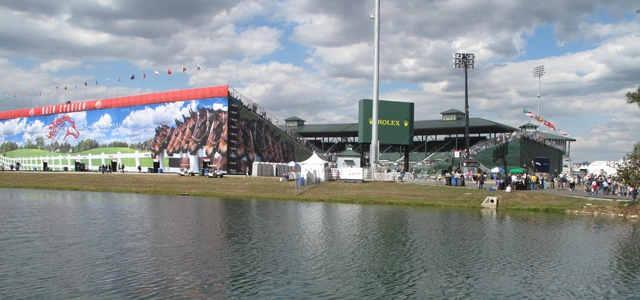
[626,87,640,107]
[36,136,45,150]
[617,142,640,203]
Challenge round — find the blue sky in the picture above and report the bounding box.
[0,0,639,163]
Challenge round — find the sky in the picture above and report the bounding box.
[0,0,639,163]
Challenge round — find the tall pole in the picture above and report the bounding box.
[533,65,545,117]
[370,0,380,177]
[454,53,474,157]
[464,63,469,157]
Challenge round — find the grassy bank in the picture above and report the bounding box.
[0,172,635,214]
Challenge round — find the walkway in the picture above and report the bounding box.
[399,177,634,202]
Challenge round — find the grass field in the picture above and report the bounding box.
[1,171,638,216]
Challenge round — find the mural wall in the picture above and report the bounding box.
[225,100,306,174]
[0,86,311,174]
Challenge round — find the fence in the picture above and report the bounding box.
[0,151,150,173]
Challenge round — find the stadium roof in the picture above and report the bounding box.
[285,114,576,143]
[287,117,521,138]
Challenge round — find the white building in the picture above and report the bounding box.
[578,160,622,176]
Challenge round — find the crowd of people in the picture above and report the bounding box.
[497,172,637,199]
[99,163,126,174]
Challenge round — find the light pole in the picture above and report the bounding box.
[453,53,474,157]
[370,0,380,178]
[533,65,544,117]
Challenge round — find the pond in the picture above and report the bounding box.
[0,188,638,298]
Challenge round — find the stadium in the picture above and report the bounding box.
[0,85,575,177]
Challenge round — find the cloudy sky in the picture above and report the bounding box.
[1,0,639,163]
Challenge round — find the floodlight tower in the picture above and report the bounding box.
[370,0,380,178]
[533,65,545,117]
[453,53,475,157]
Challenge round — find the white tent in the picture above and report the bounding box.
[300,152,330,183]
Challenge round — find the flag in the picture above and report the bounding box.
[130,75,135,80]
[155,71,159,76]
[13,93,16,97]
[84,82,87,86]
[75,83,77,88]
[64,85,67,90]
[118,77,121,81]
[182,67,187,72]
[142,73,146,79]
[95,80,98,85]
[197,65,202,71]
[56,87,59,91]
[548,123,556,131]
[106,78,109,83]
[22,92,24,96]
[39,90,41,96]
[168,69,172,75]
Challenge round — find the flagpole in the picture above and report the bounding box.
[141,73,144,94]
[84,84,87,100]
[167,70,171,90]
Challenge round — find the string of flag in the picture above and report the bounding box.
[522,108,569,136]
[4,65,204,99]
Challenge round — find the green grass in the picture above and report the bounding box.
[1,171,633,215]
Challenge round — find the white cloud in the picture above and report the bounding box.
[0,0,639,162]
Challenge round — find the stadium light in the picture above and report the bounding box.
[453,53,474,157]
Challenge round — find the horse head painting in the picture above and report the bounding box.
[148,101,300,174]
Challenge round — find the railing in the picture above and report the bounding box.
[468,130,566,157]
[228,87,324,156]
[412,141,453,166]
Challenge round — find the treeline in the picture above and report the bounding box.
[0,138,153,154]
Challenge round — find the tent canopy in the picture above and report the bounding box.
[509,168,525,173]
[490,167,505,173]
[286,161,300,167]
[301,152,328,165]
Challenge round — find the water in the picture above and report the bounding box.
[1,188,639,299]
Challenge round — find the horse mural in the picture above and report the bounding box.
[204,109,228,171]
[150,123,172,158]
[147,100,301,175]
[179,109,198,154]
[226,115,298,174]
[165,118,184,156]
[148,105,231,173]
[187,107,209,155]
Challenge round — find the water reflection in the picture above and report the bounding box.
[0,188,639,298]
